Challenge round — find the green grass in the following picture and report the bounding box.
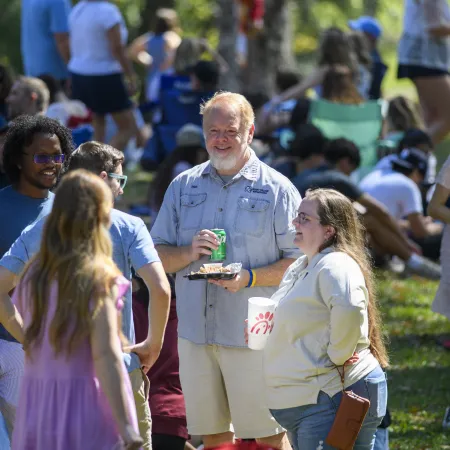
[376,273,450,449]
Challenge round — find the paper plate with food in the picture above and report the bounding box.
[185,263,242,280]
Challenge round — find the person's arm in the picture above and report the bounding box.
[106,24,136,92]
[424,1,450,37]
[428,183,450,223]
[0,266,23,343]
[407,212,428,239]
[358,193,413,246]
[127,261,170,372]
[318,256,367,366]
[54,33,70,64]
[50,0,71,64]
[91,294,143,448]
[127,33,152,67]
[209,257,297,292]
[271,66,328,108]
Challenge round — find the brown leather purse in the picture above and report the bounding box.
[325,366,370,450]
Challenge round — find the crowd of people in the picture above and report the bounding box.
[1,0,450,449]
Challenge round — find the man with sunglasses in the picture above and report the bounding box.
[0,140,170,449]
[0,114,73,258]
[0,114,73,440]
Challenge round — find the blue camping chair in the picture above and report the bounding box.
[160,90,214,127]
[141,124,181,171]
[71,125,94,148]
[308,99,383,179]
[160,74,191,92]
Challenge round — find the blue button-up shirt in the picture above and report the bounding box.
[151,150,302,347]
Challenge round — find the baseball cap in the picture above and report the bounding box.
[398,128,433,152]
[175,123,205,148]
[391,148,428,177]
[348,16,382,39]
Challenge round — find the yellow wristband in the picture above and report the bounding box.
[250,270,256,287]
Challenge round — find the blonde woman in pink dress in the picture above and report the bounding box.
[11,170,142,450]
[428,155,450,343]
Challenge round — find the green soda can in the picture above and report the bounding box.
[210,229,227,261]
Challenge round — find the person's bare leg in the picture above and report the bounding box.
[414,75,450,145]
[203,431,234,449]
[257,432,292,450]
[363,214,412,261]
[184,442,197,450]
[92,113,106,144]
[110,108,139,152]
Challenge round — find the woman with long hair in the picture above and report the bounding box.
[261,188,388,450]
[321,65,364,105]
[11,170,142,450]
[270,27,359,106]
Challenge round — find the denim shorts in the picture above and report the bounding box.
[270,365,387,450]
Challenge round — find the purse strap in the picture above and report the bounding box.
[335,365,345,391]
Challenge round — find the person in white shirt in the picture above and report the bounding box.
[261,188,388,450]
[68,0,139,151]
[361,149,443,245]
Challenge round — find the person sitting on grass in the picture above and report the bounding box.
[292,133,440,279]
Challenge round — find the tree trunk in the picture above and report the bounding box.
[244,0,294,97]
[363,0,379,17]
[216,0,241,92]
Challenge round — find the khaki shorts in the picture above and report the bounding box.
[129,368,152,450]
[178,338,284,439]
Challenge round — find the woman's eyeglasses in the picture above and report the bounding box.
[108,173,127,190]
[297,212,320,224]
[23,153,66,164]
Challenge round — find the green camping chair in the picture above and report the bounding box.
[308,99,383,179]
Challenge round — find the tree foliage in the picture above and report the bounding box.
[0,0,404,76]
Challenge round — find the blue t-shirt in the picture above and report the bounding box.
[21,0,71,80]
[0,208,161,372]
[0,186,54,258]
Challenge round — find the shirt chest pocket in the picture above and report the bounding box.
[234,197,270,237]
[180,193,207,230]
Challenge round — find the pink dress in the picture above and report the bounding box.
[11,276,139,450]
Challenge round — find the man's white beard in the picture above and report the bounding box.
[209,153,238,172]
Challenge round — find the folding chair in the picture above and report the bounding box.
[308,99,383,180]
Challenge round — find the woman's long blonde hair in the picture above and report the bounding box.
[306,188,389,368]
[21,169,121,357]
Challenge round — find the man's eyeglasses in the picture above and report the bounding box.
[23,153,65,164]
[108,173,127,190]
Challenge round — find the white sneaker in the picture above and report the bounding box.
[406,256,441,280]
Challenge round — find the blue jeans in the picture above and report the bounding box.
[270,365,387,450]
[373,427,389,450]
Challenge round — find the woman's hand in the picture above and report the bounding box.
[121,424,143,450]
[344,352,359,366]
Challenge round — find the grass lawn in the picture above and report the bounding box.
[122,166,450,449]
[377,273,450,449]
